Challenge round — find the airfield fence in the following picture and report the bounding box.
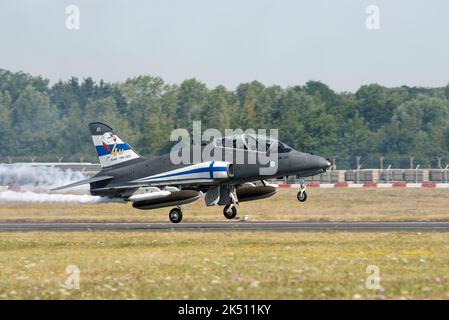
[284,168,449,184]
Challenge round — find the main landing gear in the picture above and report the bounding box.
[297,178,307,202]
[169,207,183,223]
[223,204,237,219]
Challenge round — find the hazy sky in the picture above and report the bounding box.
[1,0,449,91]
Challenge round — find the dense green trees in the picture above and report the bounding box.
[1,68,449,168]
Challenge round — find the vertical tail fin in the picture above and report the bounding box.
[89,122,141,168]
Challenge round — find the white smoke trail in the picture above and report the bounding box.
[0,163,89,192]
[0,190,107,203]
[0,163,114,204]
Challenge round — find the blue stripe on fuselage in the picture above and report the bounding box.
[143,164,227,181]
[209,161,215,179]
[95,143,130,157]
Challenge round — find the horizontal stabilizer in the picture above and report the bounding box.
[51,175,113,191]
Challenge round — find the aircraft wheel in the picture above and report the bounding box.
[169,208,183,223]
[223,205,237,219]
[297,190,307,202]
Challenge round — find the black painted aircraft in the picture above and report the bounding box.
[53,122,331,223]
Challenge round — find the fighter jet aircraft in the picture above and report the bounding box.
[53,122,331,223]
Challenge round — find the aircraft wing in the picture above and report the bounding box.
[90,184,150,191]
[51,175,114,191]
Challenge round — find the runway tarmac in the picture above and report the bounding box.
[0,221,449,232]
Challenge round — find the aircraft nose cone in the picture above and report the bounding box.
[310,155,331,170]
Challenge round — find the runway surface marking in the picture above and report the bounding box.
[0,221,449,232]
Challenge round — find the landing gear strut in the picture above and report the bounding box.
[223,204,237,219]
[297,178,307,202]
[169,207,183,223]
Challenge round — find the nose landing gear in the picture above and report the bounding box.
[297,178,307,202]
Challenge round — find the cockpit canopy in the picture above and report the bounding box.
[214,133,293,153]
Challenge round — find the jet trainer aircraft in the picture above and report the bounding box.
[53,122,331,223]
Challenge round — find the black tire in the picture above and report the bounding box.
[297,190,307,202]
[223,205,237,219]
[169,208,183,223]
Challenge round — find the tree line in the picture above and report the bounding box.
[1,68,449,168]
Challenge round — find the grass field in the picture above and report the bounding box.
[1,188,448,300]
[1,188,449,222]
[0,231,448,299]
